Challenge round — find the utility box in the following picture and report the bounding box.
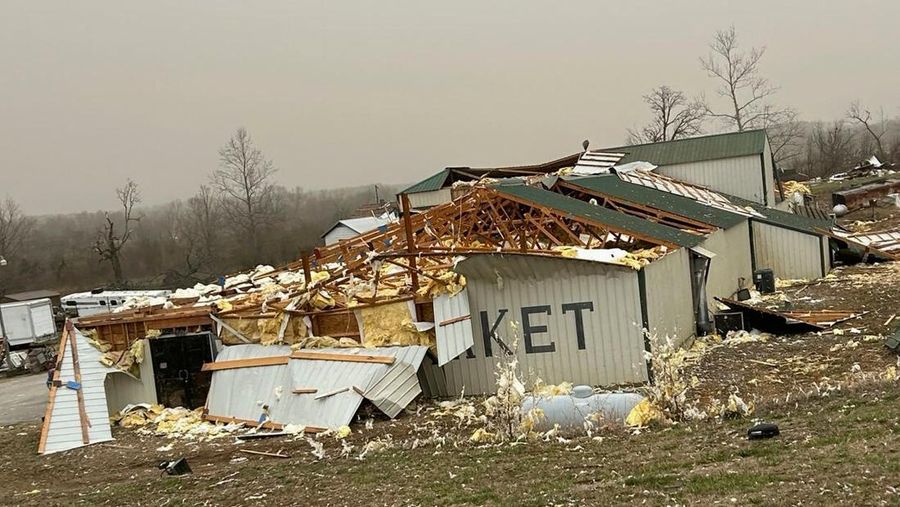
[753,268,776,294]
[714,312,744,335]
[0,298,57,348]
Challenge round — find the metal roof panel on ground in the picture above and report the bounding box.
[602,129,768,166]
[205,345,428,429]
[563,174,746,229]
[494,184,705,248]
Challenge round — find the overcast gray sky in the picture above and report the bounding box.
[2,1,898,214]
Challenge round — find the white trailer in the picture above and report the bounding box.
[0,298,57,347]
[61,289,171,318]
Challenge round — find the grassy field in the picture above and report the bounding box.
[3,380,899,506]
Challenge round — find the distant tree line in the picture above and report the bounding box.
[627,25,900,178]
[0,128,401,295]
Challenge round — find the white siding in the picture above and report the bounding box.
[701,221,754,300]
[657,154,767,205]
[438,255,648,396]
[104,339,158,415]
[406,188,452,209]
[752,221,825,280]
[433,289,475,366]
[323,225,360,246]
[42,328,117,454]
[821,236,832,274]
[642,249,695,347]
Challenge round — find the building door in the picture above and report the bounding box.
[149,333,217,408]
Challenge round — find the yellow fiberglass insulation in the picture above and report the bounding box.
[359,301,435,349]
[220,314,308,346]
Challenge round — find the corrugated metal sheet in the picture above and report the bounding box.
[364,362,420,418]
[835,229,900,254]
[574,151,626,172]
[438,255,647,396]
[401,169,450,194]
[657,155,768,205]
[433,289,474,366]
[566,175,746,229]
[751,221,825,280]
[701,221,753,300]
[42,327,117,454]
[643,249,694,347]
[206,345,428,429]
[607,129,768,166]
[495,185,705,248]
[406,188,453,209]
[617,169,762,218]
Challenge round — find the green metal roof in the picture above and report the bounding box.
[605,129,768,166]
[564,175,746,230]
[400,169,450,194]
[726,193,831,234]
[495,185,704,248]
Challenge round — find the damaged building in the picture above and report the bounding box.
[38,128,898,453]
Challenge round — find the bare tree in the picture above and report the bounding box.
[847,101,889,161]
[0,198,33,262]
[212,128,277,260]
[0,198,34,292]
[94,179,141,284]
[812,121,854,177]
[760,106,804,165]
[700,26,779,131]
[627,85,705,144]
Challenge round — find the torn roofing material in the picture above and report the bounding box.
[494,184,705,248]
[205,345,428,429]
[400,153,582,194]
[716,298,826,335]
[563,174,746,229]
[604,129,769,166]
[615,168,761,218]
[572,151,626,173]
[832,229,900,258]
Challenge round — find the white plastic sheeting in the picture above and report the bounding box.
[206,345,428,429]
[40,326,118,454]
[433,289,474,366]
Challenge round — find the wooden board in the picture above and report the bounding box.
[201,356,290,372]
[202,414,325,433]
[37,324,70,454]
[290,350,395,364]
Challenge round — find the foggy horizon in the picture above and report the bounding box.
[2,1,899,215]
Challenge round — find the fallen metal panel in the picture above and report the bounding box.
[715,298,824,335]
[205,345,428,429]
[41,326,118,454]
[364,362,421,418]
[433,289,474,366]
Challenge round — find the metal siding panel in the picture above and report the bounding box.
[364,362,421,418]
[44,328,117,454]
[406,188,452,209]
[206,345,428,429]
[752,222,822,280]
[701,221,754,300]
[324,226,360,246]
[434,289,474,366]
[658,155,766,204]
[642,250,694,347]
[442,255,646,395]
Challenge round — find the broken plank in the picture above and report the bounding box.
[239,449,290,459]
[201,356,290,372]
[290,350,394,365]
[439,314,471,327]
[292,388,318,394]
